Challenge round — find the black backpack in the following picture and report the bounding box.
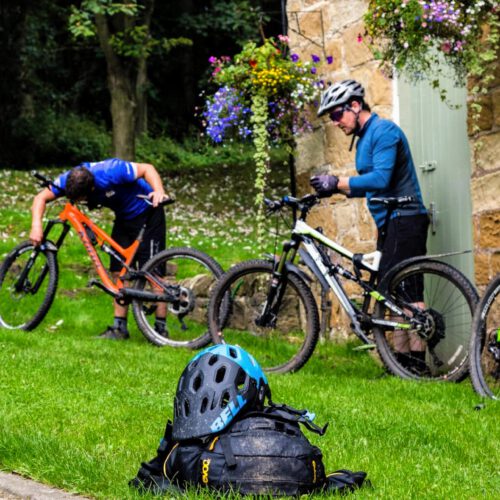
[130,404,369,496]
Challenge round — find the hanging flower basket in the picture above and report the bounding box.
[201,36,331,245]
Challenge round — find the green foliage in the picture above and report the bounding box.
[110,26,193,59]
[364,0,499,100]
[250,93,271,247]
[69,0,142,39]
[135,134,260,172]
[203,36,328,243]
[12,112,111,167]
[180,0,269,47]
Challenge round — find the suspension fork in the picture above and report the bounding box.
[256,240,299,327]
[16,220,68,294]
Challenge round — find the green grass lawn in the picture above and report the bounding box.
[0,166,499,499]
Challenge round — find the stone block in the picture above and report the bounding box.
[351,63,393,107]
[471,171,500,214]
[324,38,343,73]
[474,252,494,286]
[493,87,500,128]
[343,21,373,68]
[473,132,500,172]
[295,129,325,175]
[324,124,356,167]
[492,252,500,275]
[467,94,494,134]
[319,0,369,34]
[290,11,324,45]
[478,211,500,250]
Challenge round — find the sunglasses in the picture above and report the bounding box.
[329,106,348,122]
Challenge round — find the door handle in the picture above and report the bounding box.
[419,161,437,172]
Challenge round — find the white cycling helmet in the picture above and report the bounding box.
[317,79,365,117]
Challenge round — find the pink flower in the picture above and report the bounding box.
[440,41,452,53]
[357,33,363,43]
[208,56,217,64]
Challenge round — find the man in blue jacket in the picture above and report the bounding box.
[30,158,169,340]
[310,80,429,372]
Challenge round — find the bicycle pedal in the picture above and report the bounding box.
[87,279,98,288]
[352,343,377,351]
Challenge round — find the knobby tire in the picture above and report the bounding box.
[0,241,58,331]
[207,259,320,374]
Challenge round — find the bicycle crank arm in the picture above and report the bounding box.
[120,287,177,302]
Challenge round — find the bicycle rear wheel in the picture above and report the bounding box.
[469,275,500,399]
[132,247,224,348]
[373,260,478,381]
[0,241,58,330]
[208,259,320,373]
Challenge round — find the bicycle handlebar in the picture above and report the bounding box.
[264,194,319,214]
[136,194,176,207]
[32,171,59,190]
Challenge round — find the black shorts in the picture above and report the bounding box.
[109,207,166,272]
[377,214,429,301]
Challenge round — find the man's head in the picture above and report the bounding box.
[317,79,370,135]
[65,166,94,201]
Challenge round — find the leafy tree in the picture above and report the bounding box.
[69,0,191,160]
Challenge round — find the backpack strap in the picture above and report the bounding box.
[265,402,329,436]
[129,421,182,494]
[326,469,370,493]
[219,434,237,468]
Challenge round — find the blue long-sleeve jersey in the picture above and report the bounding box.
[348,114,427,228]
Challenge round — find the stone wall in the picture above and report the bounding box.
[287,0,392,249]
[468,59,500,286]
[287,0,392,336]
[287,1,500,335]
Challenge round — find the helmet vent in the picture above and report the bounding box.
[235,368,247,392]
[183,400,190,417]
[215,366,226,383]
[208,354,218,365]
[221,391,230,408]
[229,347,238,359]
[192,373,203,392]
[200,397,208,414]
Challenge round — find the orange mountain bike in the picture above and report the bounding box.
[0,172,223,348]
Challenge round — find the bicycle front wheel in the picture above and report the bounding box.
[132,247,224,348]
[469,275,500,399]
[208,260,320,373]
[0,241,58,330]
[373,260,478,381]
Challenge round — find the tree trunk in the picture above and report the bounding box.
[95,13,136,160]
[135,0,154,137]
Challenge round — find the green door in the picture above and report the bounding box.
[397,74,475,283]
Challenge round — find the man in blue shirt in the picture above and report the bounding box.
[30,158,170,340]
[310,80,429,372]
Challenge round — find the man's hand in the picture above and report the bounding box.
[30,225,44,246]
[148,190,168,207]
[310,175,339,198]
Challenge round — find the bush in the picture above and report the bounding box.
[136,133,287,172]
[6,111,111,168]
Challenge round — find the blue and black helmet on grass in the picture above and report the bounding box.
[172,344,270,440]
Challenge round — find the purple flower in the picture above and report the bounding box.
[311,54,320,62]
[311,67,317,74]
[208,56,217,64]
[291,53,300,62]
[326,56,333,64]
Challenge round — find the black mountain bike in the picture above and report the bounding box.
[208,194,478,377]
[469,274,500,399]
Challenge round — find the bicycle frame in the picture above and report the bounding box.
[43,201,157,298]
[271,216,416,344]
